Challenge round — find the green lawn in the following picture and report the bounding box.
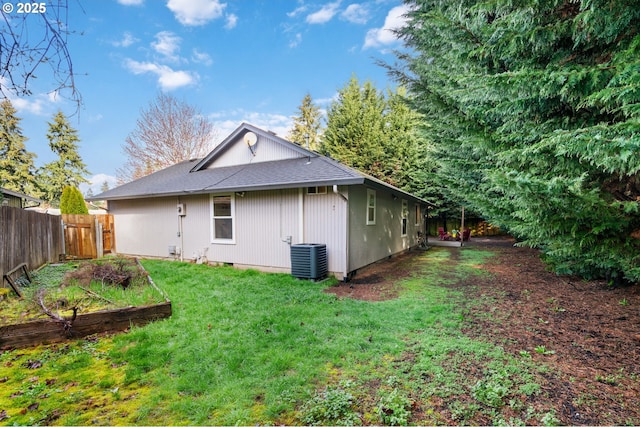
[0,248,555,425]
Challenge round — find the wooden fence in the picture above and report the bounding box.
[62,214,114,259]
[0,206,64,283]
[426,217,503,237]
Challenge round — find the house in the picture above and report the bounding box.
[0,187,42,208]
[89,123,430,281]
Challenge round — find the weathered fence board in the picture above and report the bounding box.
[0,302,172,349]
[62,214,115,259]
[98,214,115,253]
[0,206,64,282]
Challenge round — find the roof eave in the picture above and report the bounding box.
[87,177,365,201]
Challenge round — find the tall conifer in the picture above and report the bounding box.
[0,99,38,195]
[395,0,640,282]
[39,111,90,206]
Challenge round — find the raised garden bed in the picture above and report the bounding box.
[0,257,171,349]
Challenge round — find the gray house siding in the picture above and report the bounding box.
[302,186,348,278]
[110,197,180,258]
[347,185,422,274]
[109,188,349,277]
[95,123,429,281]
[207,133,305,169]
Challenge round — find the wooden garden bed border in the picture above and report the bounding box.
[0,258,172,349]
[0,301,172,349]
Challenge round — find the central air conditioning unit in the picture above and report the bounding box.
[290,243,328,280]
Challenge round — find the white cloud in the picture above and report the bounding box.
[167,0,226,26]
[225,13,238,29]
[124,59,198,90]
[289,33,302,48]
[80,174,119,197]
[287,5,307,18]
[0,77,65,116]
[341,3,369,24]
[209,110,292,144]
[306,1,341,24]
[112,31,139,48]
[192,49,213,66]
[363,4,409,49]
[117,0,144,5]
[151,31,182,62]
[11,97,50,116]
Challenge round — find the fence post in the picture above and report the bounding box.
[96,216,104,258]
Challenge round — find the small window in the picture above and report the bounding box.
[415,204,421,226]
[211,194,235,242]
[307,186,327,195]
[366,189,376,225]
[401,200,408,236]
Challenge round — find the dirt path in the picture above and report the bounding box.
[326,237,640,425]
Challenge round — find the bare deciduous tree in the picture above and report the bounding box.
[0,1,80,105]
[117,93,216,184]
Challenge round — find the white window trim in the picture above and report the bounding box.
[366,189,376,225]
[210,193,236,244]
[307,186,328,195]
[401,199,408,237]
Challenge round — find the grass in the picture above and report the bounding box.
[0,248,554,425]
[0,258,166,326]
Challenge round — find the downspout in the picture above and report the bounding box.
[333,185,349,281]
[178,197,184,262]
[298,188,304,243]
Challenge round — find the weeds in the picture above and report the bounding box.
[376,388,412,426]
[301,382,360,426]
[535,345,556,355]
[0,248,558,425]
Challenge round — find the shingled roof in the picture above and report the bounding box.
[90,123,428,204]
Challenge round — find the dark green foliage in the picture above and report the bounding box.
[0,99,39,196]
[60,185,88,214]
[395,0,640,282]
[321,76,432,197]
[38,111,90,206]
[288,93,323,151]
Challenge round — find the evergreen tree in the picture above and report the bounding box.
[100,180,110,193]
[321,76,386,177]
[0,99,39,195]
[39,111,90,206]
[71,187,88,214]
[395,0,640,283]
[60,185,88,214]
[59,185,72,213]
[288,93,323,150]
[321,77,432,198]
[381,87,424,193]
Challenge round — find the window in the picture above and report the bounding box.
[415,204,421,226]
[366,189,376,225]
[401,199,408,236]
[211,194,235,242]
[307,186,327,195]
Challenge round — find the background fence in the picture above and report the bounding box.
[425,217,503,237]
[0,206,65,283]
[62,214,114,259]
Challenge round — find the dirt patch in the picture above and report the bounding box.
[325,237,640,425]
[462,240,640,425]
[325,250,425,301]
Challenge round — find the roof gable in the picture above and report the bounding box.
[191,123,313,171]
[89,123,431,206]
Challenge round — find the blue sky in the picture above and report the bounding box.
[5,0,409,194]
